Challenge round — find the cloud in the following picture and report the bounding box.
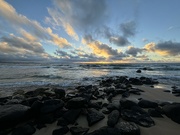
[20,29,38,42]
[53,0,107,30]
[109,36,129,46]
[0,0,71,48]
[47,8,79,41]
[120,21,136,37]
[55,49,106,62]
[98,26,130,47]
[47,0,107,39]
[144,41,180,56]
[82,35,126,60]
[126,46,145,56]
[0,34,50,61]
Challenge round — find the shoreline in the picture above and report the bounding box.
[0,76,180,135]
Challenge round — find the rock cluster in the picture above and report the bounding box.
[0,76,179,135]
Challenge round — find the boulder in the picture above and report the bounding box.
[162,103,180,124]
[129,78,143,85]
[52,126,69,135]
[121,106,155,127]
[11,124,36,135]
[66,97,86,109]
[107,101,120,112]
[70,126,89,135]
[63,109,81,124]
[122,91,130,98]
[40,99,64,114]
[107,110,120,127]
[115,122,140,135]
[138,99,158,108]
[57,117,69,126]
[148,109,163,118]
[53,88,66,99]
[120,99,138,110]
[136,69,141,73]
[0,104,30,129]
[87,108,105,126]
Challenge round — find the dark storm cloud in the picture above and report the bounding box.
[98,26,130,47]
[109,36,129,47]
[120,21,136,37]
[156,41,180,56]
[126,46,145,56]
[145,41,180,57]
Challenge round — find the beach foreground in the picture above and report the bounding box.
[0,76,180,135]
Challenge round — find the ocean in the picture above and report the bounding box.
[0,62,180,96]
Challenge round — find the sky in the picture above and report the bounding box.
[0,0,180,63]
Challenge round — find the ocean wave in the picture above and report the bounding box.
[32,75,62,79]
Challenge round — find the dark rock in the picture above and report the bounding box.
[53,88,66,99]
[57,117,69,126]
[63,109,81,124]
[36,123,46,130]
[21,97,40,106]
[24,88,48,97]
[88,102,102,109]
[129,78,143,85]
[121,106,155,127]
[52,126,69,135]
[115,122,140,135]
[0,104,30,129]
[28,100,43,117]
[104,87,115,94]
[86,126,121,135]
[136,69,141,73]
[87,108,105,126]
[0,96,12,105]
[122,91,130,98]
[162,103,180,124]
[36,113,55,124]
[54,108,67,118]
[102,109,111,115]
[129,89,142,95]
[163,90,171,93]
[11,124,36,135]
[70,126,89,135]
[5,99,22,105]
[120,99,138,110]
[148,109,163,117]
[141,77,159,85]
[138,99,158,108]
[40,99,64,114]
[66,97,86,109]
[107,110,120,127]
[107,93,114,101]
[107,101,120,112]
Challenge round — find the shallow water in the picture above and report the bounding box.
[0,62,179,96]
